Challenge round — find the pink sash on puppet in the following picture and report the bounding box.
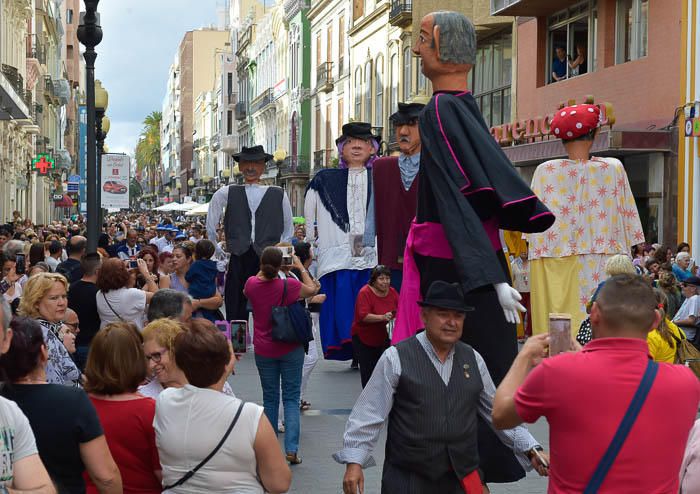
[392,220,454,344]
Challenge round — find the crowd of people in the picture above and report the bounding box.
[2,10,700,494]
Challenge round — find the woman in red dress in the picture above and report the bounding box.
[350,265,399,387]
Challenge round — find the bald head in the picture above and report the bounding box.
[67,235,87,258]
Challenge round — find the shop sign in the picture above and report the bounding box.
[684,118,700,137]
[32,153,55,175]
[490,101,616,146]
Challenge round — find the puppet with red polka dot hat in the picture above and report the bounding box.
[527,97,645,337]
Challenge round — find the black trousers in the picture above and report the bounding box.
[224,247,260,321]
[381,462,463,494]
[353,335,388,388]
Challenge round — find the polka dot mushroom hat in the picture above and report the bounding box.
[550,103,601,140]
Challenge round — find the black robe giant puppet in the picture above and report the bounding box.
[392,11,555,483]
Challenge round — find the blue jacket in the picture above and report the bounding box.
[185,259,218,299]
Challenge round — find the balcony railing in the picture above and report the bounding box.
[26,34,47,64]
[279,156,311,177]
[210,134,220,151]
[389,0,412,27]
[250,88,274,114]
[234,101,248,120]
[313,149,332,172]
[316,62,333,92]
[2,64,24,100]
[44,75,56,101]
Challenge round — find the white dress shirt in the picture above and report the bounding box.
[304,168,377,279]
[206,184,293,254]
[333,331,539,469]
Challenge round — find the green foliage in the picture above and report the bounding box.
[129,177,143,209]
[135,111,162,191]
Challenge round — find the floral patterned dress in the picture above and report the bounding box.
[37,319,81,386]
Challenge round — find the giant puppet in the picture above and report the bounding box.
[391,12,555,484]
[207,145,294,320]
[304,123,379,361]
[528,100,644,334]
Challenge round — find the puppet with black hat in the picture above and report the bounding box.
[206,145,294,320]
[370,98,427,291]
[304,122,380,361]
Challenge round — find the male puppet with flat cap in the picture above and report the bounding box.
[371,100,426,291]
[393,11,555,484]
[528,101,644,335]
[207,145,293,320]
[304,122,379,361]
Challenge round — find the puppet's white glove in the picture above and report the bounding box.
[494,282,526,324]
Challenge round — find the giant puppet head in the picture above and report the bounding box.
[412,11,476,85]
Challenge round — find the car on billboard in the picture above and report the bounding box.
[103,180,127,194]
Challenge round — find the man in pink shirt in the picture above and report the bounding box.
[493,274,700,493]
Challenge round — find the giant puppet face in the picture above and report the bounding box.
[412,12,475,83]
[240,159,266,184]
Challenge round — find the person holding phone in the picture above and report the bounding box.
[96,258,157,331]
[1,253,23,306]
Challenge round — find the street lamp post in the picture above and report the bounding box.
[77,0,102,252]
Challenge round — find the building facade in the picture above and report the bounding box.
[492,0,677,246]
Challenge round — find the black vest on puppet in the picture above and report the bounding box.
[224,185,284,256]
[382,336,482,492]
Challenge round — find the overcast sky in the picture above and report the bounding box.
[95,0,225,155]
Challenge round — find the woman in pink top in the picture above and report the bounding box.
[681,419,700,493]
[244,246,319,465]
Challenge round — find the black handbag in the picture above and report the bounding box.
[271,278,313,344]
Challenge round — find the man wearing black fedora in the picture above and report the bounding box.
[334,280,547,494]
[304,122,380,362]
[207,144,293,320]
[371,99,426,291]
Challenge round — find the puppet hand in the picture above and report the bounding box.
[494,283,526,324]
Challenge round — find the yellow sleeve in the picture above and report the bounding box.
[647,330,676,364]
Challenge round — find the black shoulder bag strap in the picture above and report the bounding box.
[102,292,125,322]
[163,401,245,490]
[280,277,287,305]
[583,360,658,493]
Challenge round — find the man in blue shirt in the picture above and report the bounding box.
[552,45,568,82]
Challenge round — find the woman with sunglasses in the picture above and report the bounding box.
[350,265,398,387]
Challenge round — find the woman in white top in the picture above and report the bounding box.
[154,319,291,494]
[96,258,157,331]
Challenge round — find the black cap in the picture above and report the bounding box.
[335,122,380,145]
[417,281,474,313]
[232,145,273,163]
[683,276,700,287]
[389,102,426,125]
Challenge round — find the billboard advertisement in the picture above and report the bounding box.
[78,105,87,214]
[100,154,130,209]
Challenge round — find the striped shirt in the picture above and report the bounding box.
[333,331,539,469]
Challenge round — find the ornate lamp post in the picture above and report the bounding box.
[94,80,108,228]
[77,0,102,252]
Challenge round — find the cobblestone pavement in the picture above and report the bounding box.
[229,346,549,494]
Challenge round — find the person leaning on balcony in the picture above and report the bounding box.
[206,145,294,322]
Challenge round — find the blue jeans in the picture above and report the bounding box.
[255,346,304,454]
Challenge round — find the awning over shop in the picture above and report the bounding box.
[503,129,673,167]
[54,194,74,208]
[491,0,581,16]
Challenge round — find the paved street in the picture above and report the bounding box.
[229,342,549,494]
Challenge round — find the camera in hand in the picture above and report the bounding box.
[128,260,138,270]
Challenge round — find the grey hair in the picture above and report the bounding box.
[0,299,10,333]
[2,240,26,262]
[676,252,691,262]
[431,11,477,65]
[147,289,190,322]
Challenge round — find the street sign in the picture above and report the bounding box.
[67,183,79,193]
[67,174,81,184]
[685,118,700,137]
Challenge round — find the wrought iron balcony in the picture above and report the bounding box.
[26,34,47,64]
[313,149,332,172]
[279,156,311,177]
[389,0,412,27]
[316,62,334,93]
[2,65,24,100]
[44,75,56,102]
[250,88,274,114]
[235,101,248,120]
[210,134,220,151]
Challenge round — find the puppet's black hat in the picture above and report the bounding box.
[335,122,380,146]
[232,145,273,163]
[389,102,426,125]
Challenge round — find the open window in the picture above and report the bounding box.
[547,1,597,84]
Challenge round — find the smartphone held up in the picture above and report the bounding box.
[548,313,571,357]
